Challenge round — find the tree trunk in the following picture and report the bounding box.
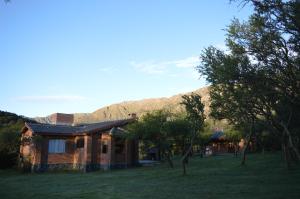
[234,143,238,157]
[281,122,300,161]
[241,121,254,166]
[158,144,161,161]
[200,145,204,158]
[182,158,187,175]
[181,139,194,175]
[165,150,174,168]
[282,141,292,169]
[241,144,248,166]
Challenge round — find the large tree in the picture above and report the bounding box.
[198,0,300,166]
[180,93,205,175]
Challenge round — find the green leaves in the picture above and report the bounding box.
[197,0,300,163]
[181,93,205,133]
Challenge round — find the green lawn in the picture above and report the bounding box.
[0,153,299,199]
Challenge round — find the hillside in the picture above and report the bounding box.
[0,111,36,168]
[0,111,35,134]
[35,86,210,124]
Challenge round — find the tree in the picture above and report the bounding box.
[163,114,192,157]
[198,0,300,167]
[0,111,35,169]
[127,110,175,168]
[180,93,205,175]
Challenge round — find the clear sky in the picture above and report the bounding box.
[0,0,252,117]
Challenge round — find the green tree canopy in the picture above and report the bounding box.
[197,0,300,166]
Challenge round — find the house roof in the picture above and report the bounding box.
[210,131,226,141]
[23,118,135,136]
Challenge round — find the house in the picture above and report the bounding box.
[208,131,232,154]
[206,130,252,155]
[19,114,139,172]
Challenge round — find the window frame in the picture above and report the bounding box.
[48,139,66,154]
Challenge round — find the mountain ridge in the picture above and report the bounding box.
[34,86,210,124]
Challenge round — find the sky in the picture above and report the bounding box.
[0,0,253,117]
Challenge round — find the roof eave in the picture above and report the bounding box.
[34,132,87,136]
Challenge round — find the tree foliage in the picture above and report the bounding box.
[181,93,205,133]
[197,0,300,166]
[163,115,192,155]
[0,111,34,169]
[127,110,175,167]
[180,93,205,174]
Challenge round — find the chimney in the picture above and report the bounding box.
[128,113,137,119]
[49,113,74,125]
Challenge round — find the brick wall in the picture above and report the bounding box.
[100,132,112,166]
[47,137,75,164]
[20,128,139,172]
[49,113,74,125]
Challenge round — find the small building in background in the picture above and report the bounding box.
[19,115,139,172]
[206,131,237,155]
[208,131,227,155]
[206,130,253,156]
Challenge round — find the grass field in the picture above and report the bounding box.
[0,153,299,199]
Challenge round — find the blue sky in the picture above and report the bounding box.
[0,0,252,117]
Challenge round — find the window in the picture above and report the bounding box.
[115,138,125,154]
[76,138,84,148]
[102,140,108,154]
[48,139,65,153]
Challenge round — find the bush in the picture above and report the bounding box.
[0,150,18,169]
[0,131,21,169]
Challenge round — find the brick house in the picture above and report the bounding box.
[206,131,248,155]
[19,114,139,172]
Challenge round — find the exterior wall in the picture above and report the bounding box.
[211,142,228,154]
[47,137,74,164]
[85,135,92,164]
[98,132,138,170]
[26,135,86,172]
[20,129,41,169]
[20,129,139,172]
[209,141,243,155]
[96,136,102,163]
[90,134,100,170]
[47,153,74,164]
[126,140,139,166]
[34,135,94,172]
[73,136,85,168]
[23,129,33,137]
[100,132,112,169]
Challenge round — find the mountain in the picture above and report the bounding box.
[35,86,210,124]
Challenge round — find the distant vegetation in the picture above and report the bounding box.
[0,111,34,169]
